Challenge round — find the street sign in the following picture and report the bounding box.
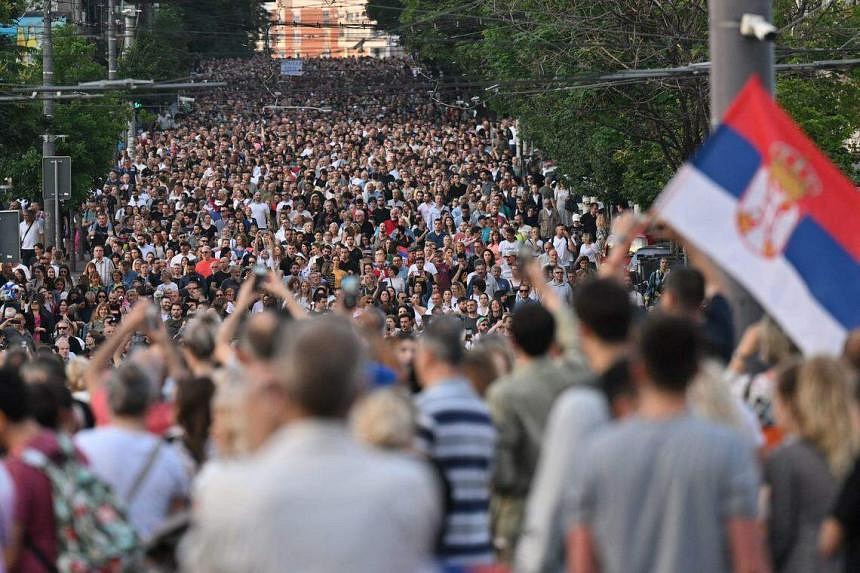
[0,210,21,264]
[280,59,304,76]
[42,155,71,201]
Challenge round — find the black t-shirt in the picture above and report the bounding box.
[833,457,860,572]
[580,212,597,238]
[89,224,111,248]
[342,247,362,274]
[703,294,735,364]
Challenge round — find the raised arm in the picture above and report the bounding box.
[261,272,307,320]
[85,301,151,393]
[213,276,258,365]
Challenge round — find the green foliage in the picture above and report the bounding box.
[0,0,25,24]
[366,0,404,31]
[119,5,191,80]
[165,0,266,58]
[0,26,128,205]
[772,0,860,178]
[394,0,859,206]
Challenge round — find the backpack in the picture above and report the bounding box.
[21,434,143,573]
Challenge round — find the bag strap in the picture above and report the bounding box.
[126,440,163,504]
[20,221,35,247]
[24,532,59,573]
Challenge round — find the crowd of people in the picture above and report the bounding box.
[0,55,858,573]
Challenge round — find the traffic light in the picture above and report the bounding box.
[133,101,143,110]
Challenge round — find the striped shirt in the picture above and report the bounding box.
[415,378,496,567]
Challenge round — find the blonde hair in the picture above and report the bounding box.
[788,356,858,478]
[759,316,797,365]
[350,388,415,450]
[211,366,249,457]
[689,359,754,443]
[65,357,91,393]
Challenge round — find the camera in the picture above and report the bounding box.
[740,14,778,42]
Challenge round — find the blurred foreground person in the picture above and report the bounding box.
[181,317,441,573]
[819,360,860,573]
[766,357,857,573]
[516,278,635,573]
[75,362,190,540]
[488,303,573,561]
[566,314,767,573]
[414,316,496,567]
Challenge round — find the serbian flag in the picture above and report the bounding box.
[654,77,860,355]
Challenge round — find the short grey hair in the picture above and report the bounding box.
[420,316,464,366]
[181,309,221,358]
[107,362,153,418]
[274,316,364,418]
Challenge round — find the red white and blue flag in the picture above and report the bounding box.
[655,77,860,355]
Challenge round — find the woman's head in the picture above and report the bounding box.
[776,356,858,478]
[210,366,249,458]
[350,388,416,451]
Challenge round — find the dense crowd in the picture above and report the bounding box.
[0,55,859,573]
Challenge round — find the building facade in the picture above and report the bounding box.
[267,0,402,59]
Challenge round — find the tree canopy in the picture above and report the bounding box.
[0,26,128,205]
[370,0,859,205]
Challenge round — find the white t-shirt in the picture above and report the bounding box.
[19,219,43,250]
[75,426,190,540]
[249,201,270,229]
[579,242,600,264]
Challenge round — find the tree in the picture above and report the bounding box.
[165,0,266,58]
[119,5,191,81]
[366,0,404,31]
[0,26,128,205]
[389,0,859,206]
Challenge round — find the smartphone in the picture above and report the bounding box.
[252,263,268,291]
[342,276,360,310]
[145,306,161,331]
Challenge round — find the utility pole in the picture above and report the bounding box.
[42,0,58,250]
[709,0,775,124]
[123,6,137,54]
[123,6,140,154]
[708,0,775,337]
[107,0,117,80]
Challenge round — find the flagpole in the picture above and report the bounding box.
[708,0,775,338]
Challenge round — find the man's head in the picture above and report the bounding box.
[415,316,464,386]
[107,362,153,419]
[0,367,29,443]
[573,278,633,347]
[636,313,701,395]
[661,267,705,317]
[54,336,71,361]
[511,303,555,358]
[274,317,363,419]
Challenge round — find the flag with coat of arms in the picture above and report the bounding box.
[654,76,859,355]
